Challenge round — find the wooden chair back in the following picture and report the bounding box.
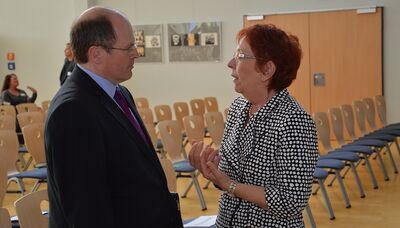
[41,100,51,113]
[0,208,11,228]
[0,115,16,131]
[154,105,172,123]
[173,102,190,129]
[0,105,16,118]
[14,190,49,228]
[159,158,177,192]
[313,112,333,153]
[137,108,154,125]
[15,103,39,114]
[0,130,20,175]
[21,123,46,167]
[362,97,378,130]
[353,100,368,135]
[158,120,184,163]
[204,112,225,148]
[183,116,205,143]
[374,95,387,126]
[341,104,358,140]
[0,162,6,207]
[17,112,44,129]
[328,107,346,146]
[189,99,205,117]
[204,97,219,112]
[135,97,149,109]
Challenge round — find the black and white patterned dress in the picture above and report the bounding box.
[216,89,319,227]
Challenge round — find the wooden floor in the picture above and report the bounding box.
[2,143,400,227]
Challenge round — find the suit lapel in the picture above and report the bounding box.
[72,68,166,182]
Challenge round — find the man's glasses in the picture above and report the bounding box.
[104,43,138,53]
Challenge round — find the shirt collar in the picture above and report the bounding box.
[77,64,118,99]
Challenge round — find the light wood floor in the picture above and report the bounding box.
[2,143,400,227]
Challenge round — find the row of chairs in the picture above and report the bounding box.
[0,101,50,119]
[0,104,48,227]
[311,95,400,222]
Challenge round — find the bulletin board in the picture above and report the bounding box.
[133,24,163,63]
[168,22,221,62]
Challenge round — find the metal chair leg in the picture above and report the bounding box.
[191,172,207,210]
[335,170,351,208]
[350,162,365,198]
[363,154,379,189]
[305,204,316,228]
[318,179,335,220]
[385,145,398,174]
[376,150,390,181]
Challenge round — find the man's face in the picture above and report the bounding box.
[64,43,73,59]
[102,16,139,84]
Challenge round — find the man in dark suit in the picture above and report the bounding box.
[45,7,182,228]
[59,43,75,86]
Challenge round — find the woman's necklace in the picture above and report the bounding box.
[248,104,261,117]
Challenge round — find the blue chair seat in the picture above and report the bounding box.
[334,145,373,155]
[10,167,47,179]
[173,160,195,172]
[351,138,386,147]
[317,159,345,169]
[320,152,359,162]
[19,146,28,153]
[157,139,163,149]
[314,167,329,179]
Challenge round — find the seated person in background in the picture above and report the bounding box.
[1,73,37,105]
[59,42,75,86]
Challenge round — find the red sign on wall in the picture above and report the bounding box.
[7,53,15,61]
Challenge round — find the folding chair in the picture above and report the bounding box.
[158,120,207,210]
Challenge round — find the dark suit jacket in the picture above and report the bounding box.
[45,67,182,228]
[59,58,76,86]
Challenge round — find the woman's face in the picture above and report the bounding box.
[10,74,19,88]
[227,38,264,96]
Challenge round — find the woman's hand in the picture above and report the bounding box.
[189,141,231,190]
[27,86,37,93]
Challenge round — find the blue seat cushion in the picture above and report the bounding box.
[314,167,329,179]
[10,167,47,179]
[317,159,345,169]
[320,152,359,162]
[351,138,386,147]
[334,145,373,154]
[173,160,195,173]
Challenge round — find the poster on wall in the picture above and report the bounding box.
[168,22,221,62]
[132,24,163,63]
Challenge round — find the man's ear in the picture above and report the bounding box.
[87,46,105,64]
[261,61,276,81]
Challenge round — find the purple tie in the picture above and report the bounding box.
[114,87,148,145]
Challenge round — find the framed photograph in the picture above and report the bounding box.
[132,24,163,63]
[145,35,161,48]
[201,33,218,46]
[168,22,221,62]
[171,34,182,46]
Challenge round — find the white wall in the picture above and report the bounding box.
[0,0,86,104]
[1,0,399,123]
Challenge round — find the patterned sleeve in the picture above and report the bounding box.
[265,111,319,218]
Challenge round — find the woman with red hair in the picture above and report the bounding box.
[190,24,318,227]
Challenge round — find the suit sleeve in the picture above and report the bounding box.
[45,101,115,227]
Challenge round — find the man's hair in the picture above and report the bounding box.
[70,15,116,63]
